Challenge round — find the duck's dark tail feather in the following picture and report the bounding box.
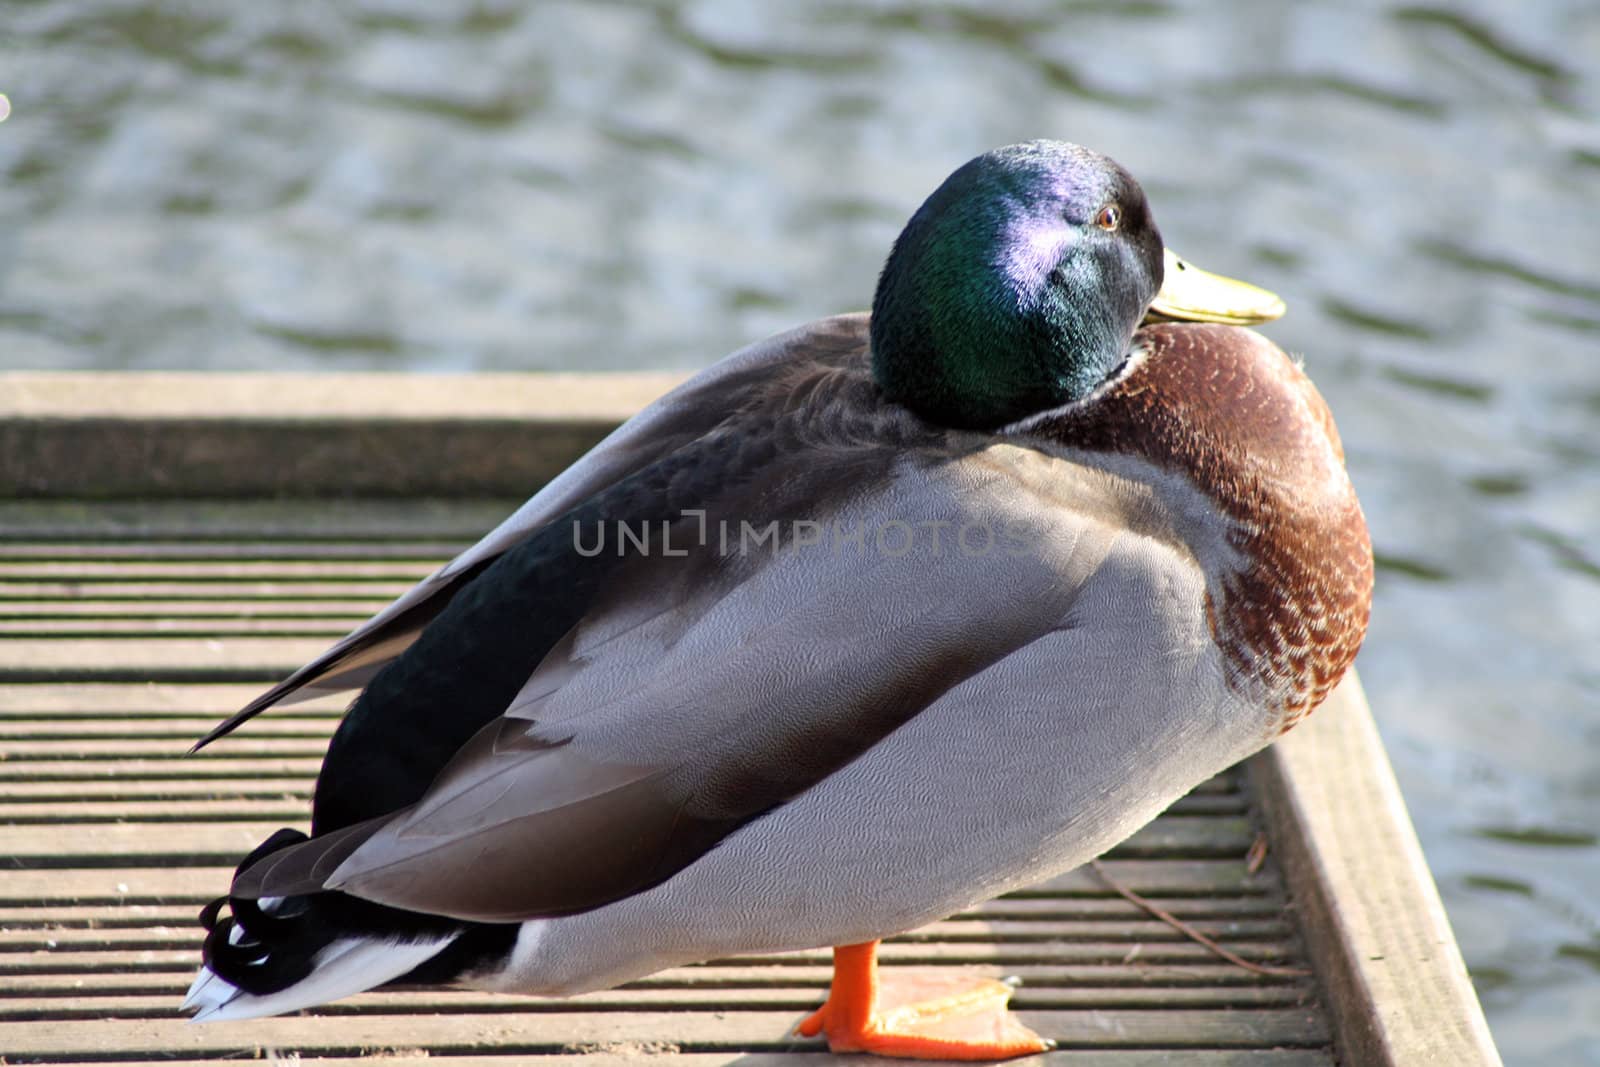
[184,829,459,1022]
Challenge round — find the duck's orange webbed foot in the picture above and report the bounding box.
[794,941,1054,1061]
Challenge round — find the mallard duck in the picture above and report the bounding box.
[184,140,1373,1060]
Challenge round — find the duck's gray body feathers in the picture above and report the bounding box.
[485,448,1262,995]
[195,311,1363,1013]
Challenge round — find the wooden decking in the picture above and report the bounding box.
[0,374,1502,1065]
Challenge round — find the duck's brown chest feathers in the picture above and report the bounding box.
[1032,322,1374,731]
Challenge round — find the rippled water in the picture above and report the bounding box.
[3,1,1597,1061]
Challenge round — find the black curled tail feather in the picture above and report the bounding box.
[200,829,325,995]
[199,827,518,995]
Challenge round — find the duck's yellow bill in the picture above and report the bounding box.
[1146,248,1286,326]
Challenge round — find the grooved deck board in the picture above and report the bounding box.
[3,1008,1333,1057]
[0,963,1308,992]
[0,503,1334,1065]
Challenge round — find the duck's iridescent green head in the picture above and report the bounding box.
[871,141,1165,430]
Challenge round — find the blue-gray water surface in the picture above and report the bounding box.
[2,2,1597,1062]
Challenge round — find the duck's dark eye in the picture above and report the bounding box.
[1095,204,1122,232]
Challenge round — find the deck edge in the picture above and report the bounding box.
[0,372,686,499]
[1248,674,1503,1067]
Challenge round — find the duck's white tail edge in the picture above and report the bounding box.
[184,933,456,1022]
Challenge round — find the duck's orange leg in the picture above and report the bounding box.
[795,941,1053,1061]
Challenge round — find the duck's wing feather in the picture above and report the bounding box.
[193,314,871,750]
[232,430,1151,922]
